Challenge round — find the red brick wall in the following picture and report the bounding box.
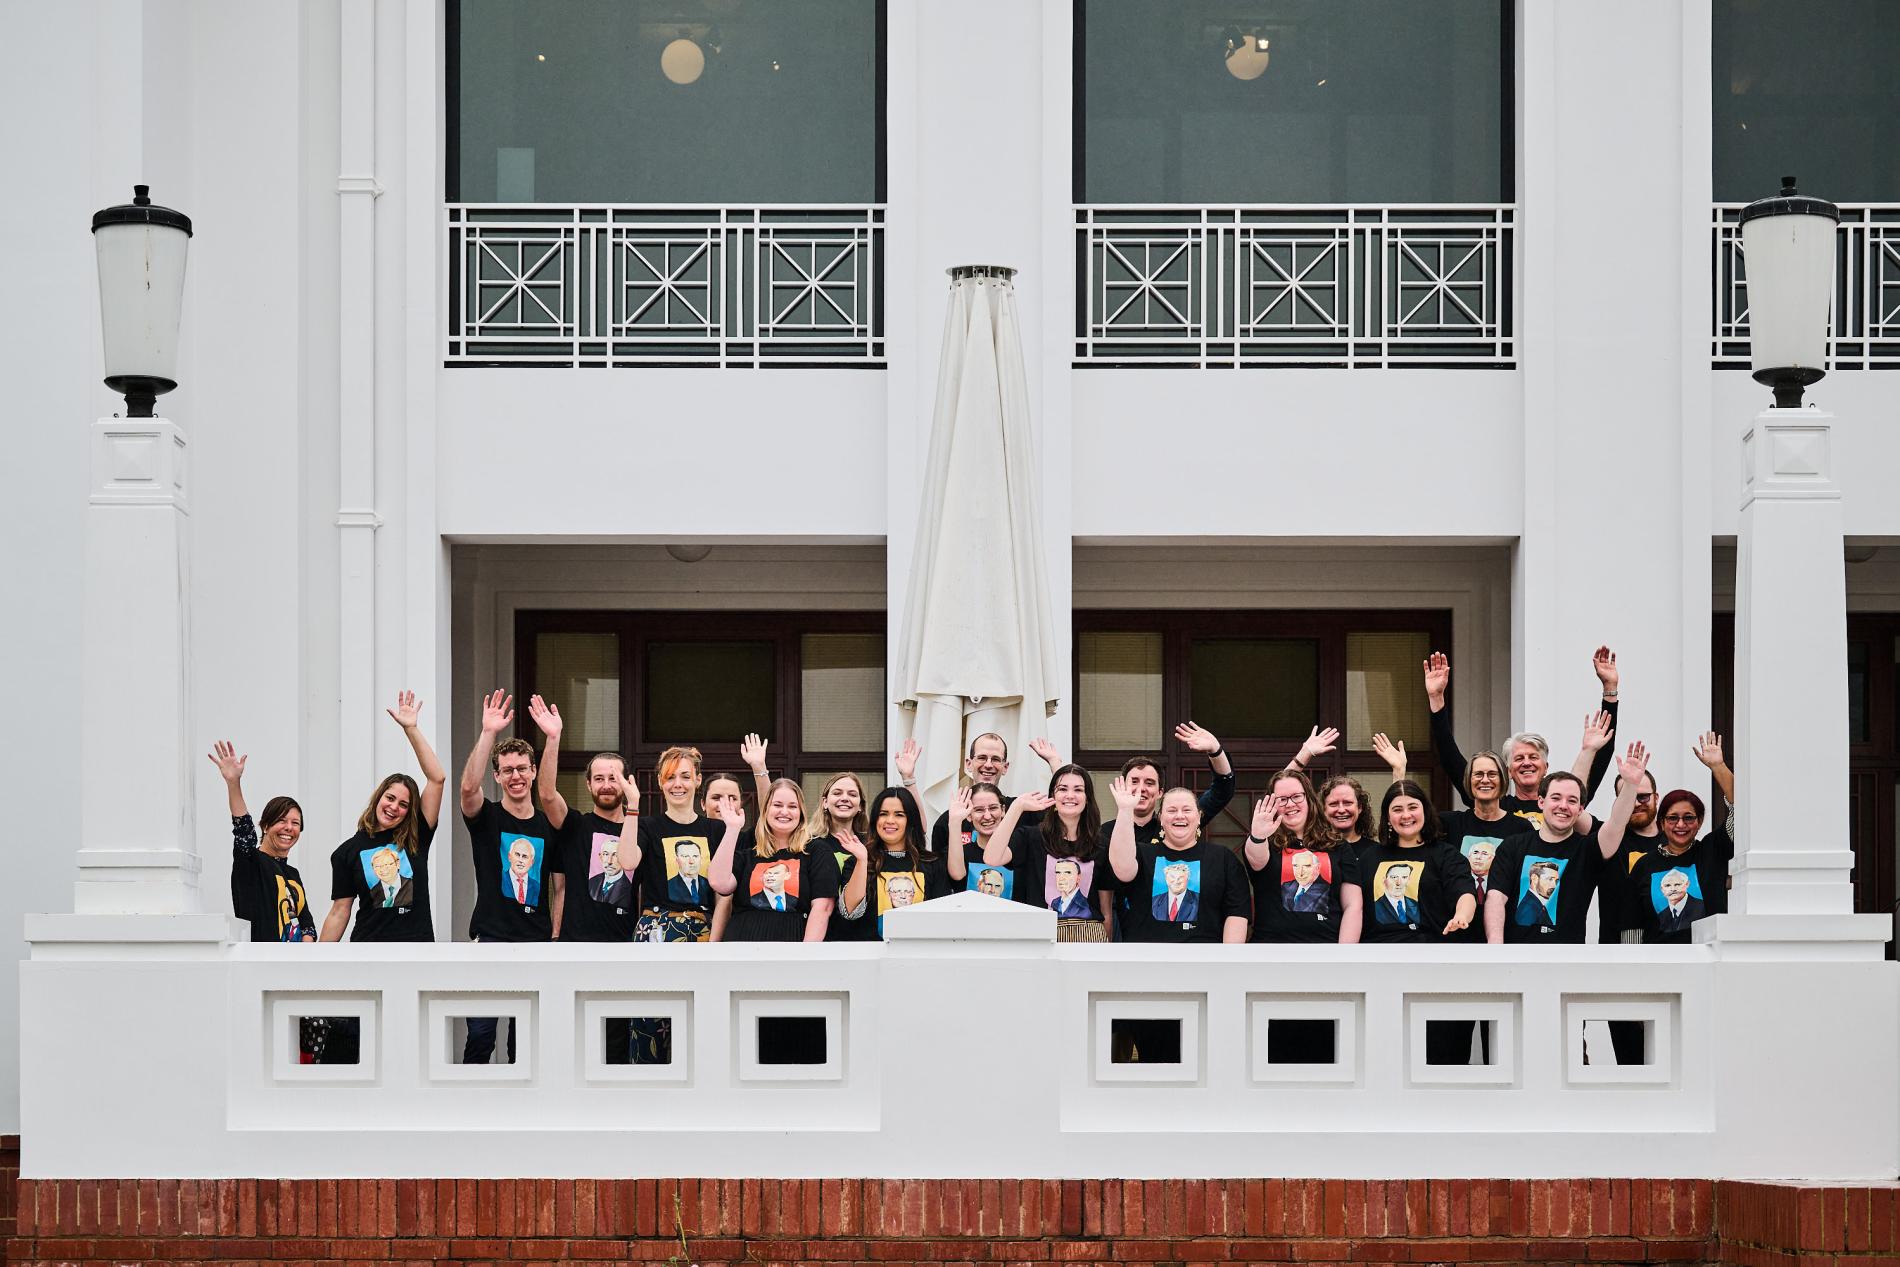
[1,1175,1892,1266]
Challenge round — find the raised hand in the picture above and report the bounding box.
[1371,732,1407,775]
[894,737,921,781]
[387,690,425,730]
[1028,737,1060,768]
[1108,776,1137,815]
[479,689,514,735]
[526,694,562,739]
[1593,646,1620,696]
[1250,795,1282,841]
[1616,739,1650,787]
[1015,790,1055,815]
[207,740,247,783]
[740,732,769,775]
[1692,731,1726,770]
[835,827,866,859]
[615,770,640,813]
[1174,721,1221,754]
[1423,652,1451,706]
[717,798,746,831]
[1579,710,1614,754]
[1295,725,1341,766]
[948,786,974,824]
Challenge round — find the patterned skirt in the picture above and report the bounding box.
[1057,918,1108,944]
[633,907,710,943]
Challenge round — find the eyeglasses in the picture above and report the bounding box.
[497,765,533,778]
[1661,813,1701,825]
[1634,793,1655,804]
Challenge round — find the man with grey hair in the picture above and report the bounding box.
[1424,646,1622,828]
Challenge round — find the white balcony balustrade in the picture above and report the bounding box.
[1075,204,1516,368]
[1712,203,1900,369]
[19,894,1896,1182]
[445,205,886,368]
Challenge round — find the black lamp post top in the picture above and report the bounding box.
[1738,175,1839,227]
[92,183,193,237]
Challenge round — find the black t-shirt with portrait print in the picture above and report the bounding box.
[724,842,842,941]
[1489,830,1604,944]
[956,833,1021,902]
[1436,808,1532,944]
[1245,837,1359,944]
[1624,827,1733,944]
[1598,828,1660,943]
[826,846,952,941]
[330,815,438,942]
[1115,840,1251,944]
[230,815,317,943]
[463,799,557,942]
[634,813,724,915]
[1351,840,1477,944]
[1006,823,1114,924]
[553,810,638,943]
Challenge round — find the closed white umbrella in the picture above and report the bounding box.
[895,266,1060,814]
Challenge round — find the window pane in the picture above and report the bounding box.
[1189,639,1318,739]
[645,641,775,741]
[1713,0,1900,201]
[1080,0,1507,202]
[1351,767,1400,830]
[1079,632,1164,751]
[534,632,620,751]
[802,634,886,753]
[453,0,880,202]
[1849,640,1869,744]
[1346,632,1431,752]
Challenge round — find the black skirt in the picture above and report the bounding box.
[724,907,807,942]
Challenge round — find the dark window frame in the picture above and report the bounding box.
[515,609,887,816]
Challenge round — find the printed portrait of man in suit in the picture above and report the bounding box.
[589,832,632,906]
[1653,866,1705,932]
[1281,848,1331,913]
[366,845,414,910]
[1374,861,1419,926]
[1152,858,1199,923]
[1516,859,1561,927]
[500,833,543,907]
[976,867,1008,898]
[666,838,708,906]
[1047,856,1094,919]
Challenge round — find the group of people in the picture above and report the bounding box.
[217,645,1734,1064]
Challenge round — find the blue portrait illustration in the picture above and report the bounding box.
[1650,864,1705,930]
[1515,855,1566,927]
[968,864,1013,900]
[1151,857,1200,922]
[359,844,414,910]
[499,831,545,907]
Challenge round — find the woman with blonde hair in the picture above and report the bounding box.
[710,777,838,942]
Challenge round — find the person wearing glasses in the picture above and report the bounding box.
[1617,732,1735,945]
[1434,750,1532,944]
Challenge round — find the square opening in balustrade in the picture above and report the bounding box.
[1404,995,1518,1086]
[422,993,536,1082]
[1423,1018,1496,1065]
[1109,1017,1183,1065]
[1266,1018,1336,1065]
[607,1017,673,1066]
[291,1015,364,1066]
[265,992,380,1083]
[757,1016,829,1065]
[1563,995,1676,1086]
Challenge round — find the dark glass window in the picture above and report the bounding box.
[1713,0,1900,202]
[1077,0,1510,202]
[644,641,776,741]
[451,0,883,202]
[1189,638,1319,739]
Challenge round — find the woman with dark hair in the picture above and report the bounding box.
[946,781,1013,898]
[208,741,316,944]
[1433,749,1532,943]
[317,691,448,944]
[1317,774,1376,859]
[710,778,839,942]
[829,784,948,941]
[1609,732,1735,945]
[1351,779,1476,944]
[1245,769,1362,946]
[984,764,1113,941]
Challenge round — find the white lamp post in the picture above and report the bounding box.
[92,184,192,418]
[1739,176,1837,409]
[1721,177,1883,951]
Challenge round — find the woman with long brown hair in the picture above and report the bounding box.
[985,764,1113,941]
[318,691,448,943]
[1244,769,1362,946]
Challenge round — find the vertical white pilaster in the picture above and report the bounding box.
[338,0,381,806]
[76,419,201,913]
[1711,411,1887,955]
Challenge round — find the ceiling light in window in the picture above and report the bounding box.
[661,37,706,85]
[771,59,781,71]
[535,53,546,62]
[1225,32,1270,81]
[1316,77,1326,86]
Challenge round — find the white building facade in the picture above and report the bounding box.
[7,0,1900,1175]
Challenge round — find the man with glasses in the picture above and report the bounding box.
[457,689,561,1065]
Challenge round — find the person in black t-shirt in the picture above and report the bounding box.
[829,785,949,940]
[318,691,449,945]
[1424,647,1622,827]
[923,733,1064,856]
[1615,732,1736,946]
[617,747,730,945]
[710,779,839,941]
[1317,773,1376,860]
[1108,779,1250,944]
[946,782,1015,897]
[1244,770,1364,945]
[527,695,637,944]
[986,764,1113,941]
[208,740,316,943]
[1435,750,1533,944]
[457,690,561,1065]
[1486,749,1646,945]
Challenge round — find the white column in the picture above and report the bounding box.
[74,419,205,918]
[1708,410,1888,956]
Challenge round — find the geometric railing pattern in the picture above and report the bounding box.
[1076,204,1515,368]
[446,205,885,367]
[1712,202,1900,370]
